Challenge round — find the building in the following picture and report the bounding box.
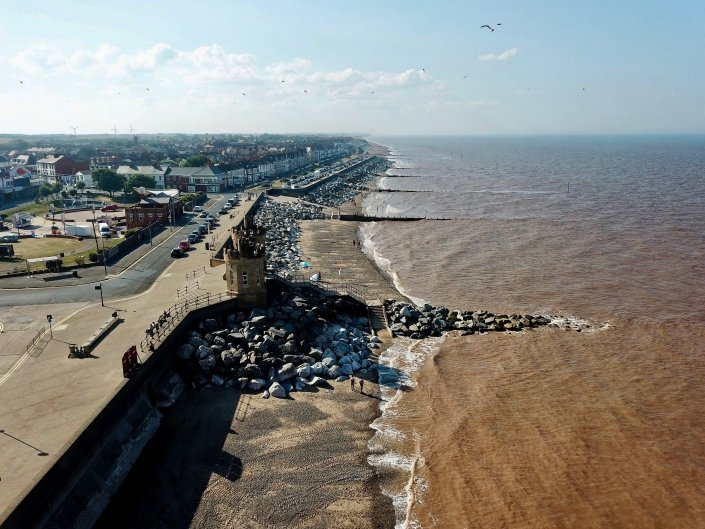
[125,189,182,229]
[166,166,226,193]
[35,155,89,183]
[116,164,170,190]
[223,217,267,306]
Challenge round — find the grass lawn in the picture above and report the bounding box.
[3,202,52,218]
[2,235,122,269]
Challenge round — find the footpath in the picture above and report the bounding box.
[0,199,249,523]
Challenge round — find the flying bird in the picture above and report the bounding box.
[480,25,494,32]
[281,80,285,83]
[242,92,246,96]
[371,90,375,94]
[463,74,469,79]
[19,80,24,84]
[303,89,308,93]
[145,87,150,91]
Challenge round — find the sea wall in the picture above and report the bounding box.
[2,298,240,529]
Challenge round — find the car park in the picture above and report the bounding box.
[170,247,184,258]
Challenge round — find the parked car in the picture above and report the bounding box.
[0,234,19,243]
[187,233,198,244]
[190,230,201,240]
[178,240,190,251]
[198,211,209,218]
[170,247,184,258]
[218,208,228,215]
[100,204,118,212]
[193,205,203,212]
[198,224,208,235]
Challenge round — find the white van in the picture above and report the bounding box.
[98,222,111,238]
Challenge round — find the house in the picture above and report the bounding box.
[116,164,170,190]
[35,155,89,183]
[166,166,226,193]
[74,170,94,188]
[125,189,182,230]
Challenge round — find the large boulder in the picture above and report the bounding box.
[269,382,287,399]
[177,343,195,360]
[277,362,297,381]
[248,378,266,391]
[196,345,214,359]
[244,364,262,379]
[327,365,342,378]
[340,363,354,376]
[204,318,220,332]
[310,362,326,375]
[297,364,311,379]
[198,355,217,372]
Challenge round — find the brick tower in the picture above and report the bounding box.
[224,216,267,307]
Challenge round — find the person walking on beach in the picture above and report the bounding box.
[359,379,364,394]
[351,377,355,392]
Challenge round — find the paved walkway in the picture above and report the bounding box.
[0,198,251,523]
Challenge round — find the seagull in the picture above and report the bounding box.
[481,24,494,32]
[19,80,24,84]
[463,74,469,79]
[281,80,285,83]
[242,92,246,96]
[145,87,150,91]
[303,89,308,93]
[371,90,375,94]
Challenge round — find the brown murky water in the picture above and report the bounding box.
[364,135,705,528]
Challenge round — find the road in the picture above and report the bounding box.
[0,194,236,307]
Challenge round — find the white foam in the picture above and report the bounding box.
[368,336,444,529]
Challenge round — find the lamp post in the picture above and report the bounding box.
[47,314,53,338]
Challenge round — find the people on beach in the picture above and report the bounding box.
[359,379,364,393]
[351,377,355,391]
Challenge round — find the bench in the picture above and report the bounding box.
[68,315,121,358]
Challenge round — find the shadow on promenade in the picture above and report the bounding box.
[93,387,243,529]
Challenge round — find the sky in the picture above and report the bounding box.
[1,0,704,136]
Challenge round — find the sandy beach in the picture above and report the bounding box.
[95,215,398,529]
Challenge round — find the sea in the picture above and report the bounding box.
[362,135,705,529]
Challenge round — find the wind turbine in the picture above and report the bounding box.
[70,126,78,136]
[110,124,118,135]
[129,125,135,135]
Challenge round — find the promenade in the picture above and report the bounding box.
[0,196,250,523]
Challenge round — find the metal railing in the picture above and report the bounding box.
[26,325,48,356]
[185,267,207,281]
[176,282,199,298]
[138,291,234,352]
[273,271,379,306]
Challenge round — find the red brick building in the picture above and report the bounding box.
[125,191,182,229]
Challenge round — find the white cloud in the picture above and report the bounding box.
[478,48,518,62]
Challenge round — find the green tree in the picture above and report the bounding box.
[124,174,157,194]
[52,182,63,194]
[40,184,54,198]
[93,169,126,197]
[68,189,78,197]
[179,154,209,167]
[75,181,86,191]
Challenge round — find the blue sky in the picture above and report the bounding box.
[1,0,704,135]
